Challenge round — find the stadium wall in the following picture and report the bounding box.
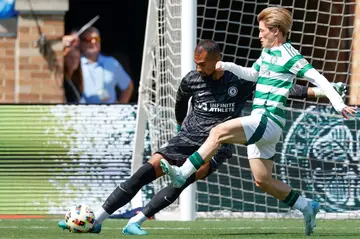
[0,0,67,104]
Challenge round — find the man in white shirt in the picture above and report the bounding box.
[79,27,133,103]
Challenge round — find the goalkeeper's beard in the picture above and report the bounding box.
[199,70,221,80]
[211,70,223,80]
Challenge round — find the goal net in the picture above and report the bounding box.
[133,0,360,219]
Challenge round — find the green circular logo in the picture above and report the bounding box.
[281,106,359,212]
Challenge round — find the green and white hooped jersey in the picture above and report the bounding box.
[251,41,313,128]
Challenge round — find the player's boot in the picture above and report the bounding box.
[122,222,148,235]
[89,223,102,233]
[58,220,69,231]
[302,200,320,236]
[160,159,186,188]
[58,220,102,233]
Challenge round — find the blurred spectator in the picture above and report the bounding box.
[112,52,134,102]
[113,52,133,78]
[63,32,83,103]
[79,27,134,104]
[62,32,80,49]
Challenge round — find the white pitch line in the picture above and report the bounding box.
[0,226,358,231]
[0,226,291,230]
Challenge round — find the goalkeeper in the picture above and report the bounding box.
[58,39,346,235]
[161,7,357,237]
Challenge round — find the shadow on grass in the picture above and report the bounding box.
[218,232,359,237]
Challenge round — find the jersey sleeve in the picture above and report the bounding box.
[284,54,313,78]
[252,56,262,72]
[304,68,346,112]
[175,73,193,124]
[221,62,258,82]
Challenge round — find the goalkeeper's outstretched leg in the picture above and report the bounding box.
[123,162,213,235]
[58,132,232,234]
[87,153,167,230]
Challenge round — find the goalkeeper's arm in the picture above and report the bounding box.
[291,82,347,99]
[175,76,192,129]
[309,82,346,99]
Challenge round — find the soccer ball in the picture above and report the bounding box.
[64,204,95,233]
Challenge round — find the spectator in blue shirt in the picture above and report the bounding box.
[79,27,134,103]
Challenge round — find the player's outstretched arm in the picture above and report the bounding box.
[215,61,258,82]
[304,69,357,119]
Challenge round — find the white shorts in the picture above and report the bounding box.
[239,114,282,160]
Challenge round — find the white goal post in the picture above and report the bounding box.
[132,0,360,221]
[131,0,197,221]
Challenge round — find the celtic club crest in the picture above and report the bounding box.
[280,106,360,212]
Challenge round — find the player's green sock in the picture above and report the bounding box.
[282,190,308,211]
[282,190,299,207]
[189,152,205,169]
[181,152,205,177]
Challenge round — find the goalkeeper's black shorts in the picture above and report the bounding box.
[155,134,233,173]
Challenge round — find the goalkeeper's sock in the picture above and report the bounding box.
[142,174,196,219]
[94,207,110,224]
[102,163,156,215]
[282,190,308,211]
[128,212,147,225]
[181,152,205,178]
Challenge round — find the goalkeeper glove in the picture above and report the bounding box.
[176,124,181,133]
[312,82,347,99]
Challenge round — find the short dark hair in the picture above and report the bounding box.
[81,27,100,38]
[194,39,221,58]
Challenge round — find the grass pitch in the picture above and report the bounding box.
[0,218,359,238]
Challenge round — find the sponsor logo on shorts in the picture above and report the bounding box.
[164,196,171,203]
